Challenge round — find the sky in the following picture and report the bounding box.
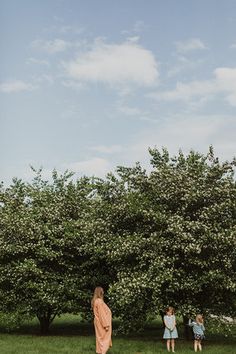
[1,0,236,185]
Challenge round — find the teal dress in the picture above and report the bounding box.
[163,315,178,339]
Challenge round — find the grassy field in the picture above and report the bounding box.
[0,315,235,354]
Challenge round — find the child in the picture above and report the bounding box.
[188,315,205,352]
[163,306,178,353]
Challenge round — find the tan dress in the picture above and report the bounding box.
[93,298,112,354]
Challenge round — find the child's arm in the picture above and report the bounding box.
[188,319,194,327]
[172,316,176,331]
[164,319,171,331]
[164,319,169,329]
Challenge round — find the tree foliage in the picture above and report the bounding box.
[0,148,235,334]
[92,147,236,332]
[0,169,99,333]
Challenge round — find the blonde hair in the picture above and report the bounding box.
[166,306,175,315]
[196,314,204,324]
[91,286,104,308]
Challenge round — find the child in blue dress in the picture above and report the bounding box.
[188,314,205,352]
[163,306,178,352]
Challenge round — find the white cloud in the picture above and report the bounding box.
[148,80,216,102]
[0,80,36,93]
[27,57,50,66]
[148,67,236,106]
[126,36,140,43]
[118,104,142,116]
[117,87,134,97]
[126,114,236,166]
[89,145,123,154]
[62,80,86,90]
[214,67,236,90]
[167,55,204,78]
[175,38,207,53]
[42,22,85,35]
[58,25,85,35]
[116,101,151,121]
[66,157,112,177]
[64,40,159,86]
[121,21,148,35]
[214,67,236,105]
[31,38,71,54]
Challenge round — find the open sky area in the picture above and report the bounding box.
[1,0,236,184]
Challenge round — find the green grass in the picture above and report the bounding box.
[0,315,235,354]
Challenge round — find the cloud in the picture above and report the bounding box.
[118,104,142,116]
[121,21,148,36]
[42,21,85,35]
[115,100,150,120]
[148,67,236,106]
[126,114,236,166]
[175,38,207,53]
[58,25,85,35]
[148,80,216,102]
[27,57,50,66]
[33,74,54,85]
[167,55,204,78]
[31,38,71,54]
[89,145,123,154]
[66,157,112,177]
[64,40,159,86]
[126,36,140,43]
[62,80,86,90]
[0,80,36,93]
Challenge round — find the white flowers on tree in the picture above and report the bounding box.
[0,147,235,335]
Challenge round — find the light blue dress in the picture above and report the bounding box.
[163,315,178,339]
[188,319,205,339]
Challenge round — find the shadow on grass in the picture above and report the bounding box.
[0,314,235,347]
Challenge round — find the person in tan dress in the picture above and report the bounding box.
[91,287,112,354]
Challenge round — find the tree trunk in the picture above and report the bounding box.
[182,315,192,340]
[159,310,165,328]
[39,316,51,335]
[37,311,57,335]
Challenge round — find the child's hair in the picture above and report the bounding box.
[166,306,175,315]
[196,314,204,323]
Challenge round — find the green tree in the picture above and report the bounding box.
[0,169,96,334]
[92,147,236,333]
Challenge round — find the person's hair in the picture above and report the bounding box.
[91,287,104,308]
[166,306,175,315]
[196,314,204,324]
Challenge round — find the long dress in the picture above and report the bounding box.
[93,298,112,354]
[163,315,178,339]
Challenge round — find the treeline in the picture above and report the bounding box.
[0,147,235,334]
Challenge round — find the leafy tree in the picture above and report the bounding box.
[0,169,96,333]
[92,147,236,333]
[0,147,235,337]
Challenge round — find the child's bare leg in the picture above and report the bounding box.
[194,340,198,352]
[171,338,175,352]
[199,340,202,351]
[167,339,171,351]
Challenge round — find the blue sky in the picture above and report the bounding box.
[1,0,236,184]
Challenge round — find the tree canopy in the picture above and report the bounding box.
[0,147,235,334]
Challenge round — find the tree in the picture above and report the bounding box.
[91,147,236,333]
[0,169,96,334]
[0,147,235,336]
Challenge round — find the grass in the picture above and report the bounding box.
[0,314,235,354]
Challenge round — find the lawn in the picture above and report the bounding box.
[0,315,235,354]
